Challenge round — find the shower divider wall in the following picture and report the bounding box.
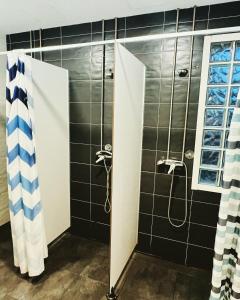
[31,58,70,244]
[110,43,145,295]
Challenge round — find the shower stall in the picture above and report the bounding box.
[2,4,240,297]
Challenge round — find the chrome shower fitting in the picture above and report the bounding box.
[156,159,188,228]
[157,159,183,174]
[96,144,112,214]
[96,150,112,163]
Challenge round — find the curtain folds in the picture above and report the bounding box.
[210,94,240,300]
[6,53,47,277]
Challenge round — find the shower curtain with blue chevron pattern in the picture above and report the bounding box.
[210,95,240,299]
[6,53,48,277]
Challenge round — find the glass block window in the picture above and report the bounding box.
[192,33,240,193]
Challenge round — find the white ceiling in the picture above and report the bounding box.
[0,0,234,36]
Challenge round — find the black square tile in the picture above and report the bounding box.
[187,104,198,129]
[155,173,191,199]
[152,216,188,242]
[143,127,158,150]
[71,217,93,238]
[91,184,107,205]
[62,58,91,80]
[91,165,106,186]
[141,150,156,172]
[172,103,186,129]
[144,104,159,127]
[189,223,216,249]
[157,128,169,151]
[189,77,200,103]
[42,38,61,61]
[209,1,240,19]
[71,199,90,219]
[179,7,194,22]
[10,31,30,43]
[71,181,90,202]
[139,213,152,234]
[187,245,213,270]
[190,201,219,227]
[135,53,162,78]
[191,51,203,77]
[126,12,164,29]
[70,143,90,164]
[70,123,90,144]
[172,79,188,104]
[91,204,110,225]
[71,162,90,183]
[154,195,190,222]
[170,129,184,152]
[105,19,115,31]
[158,104,170,127]
[70,80,91,102]
[160,51,174,78]
[140,193,154,214]
[92,222,110,244]
[196,5,209,20]
[62,23,91,36]
[160,78,173,103]
[194,20,208,31]
[185,129,196,151]
[42,27,61,39]
[136,233,151,253]
[91,103,112,125]
[70,102,90,123]
[140,172,155,194]
[192,190,220,205]
[62,45,91,60]
[177,37,192,51]
[10,41,31,50]
[178,22,193,32]
[125,40,162,55]
[103,124,112,146]
[164,10,177,25]
[117,17,126,30]
[151,236,186,265]
[91,125,101,145]
[145,79,160,104]
[208,16,240,29]
[92,21,102,33]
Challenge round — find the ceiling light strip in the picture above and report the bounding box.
[1,26,240,55]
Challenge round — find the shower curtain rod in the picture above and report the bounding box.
[1,25,240,55]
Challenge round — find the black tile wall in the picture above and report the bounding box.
[8,0,239,270]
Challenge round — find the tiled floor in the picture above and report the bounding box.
[0,227,211,299]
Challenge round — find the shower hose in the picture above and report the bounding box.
[168,161,188,228]
[103,159,112,214]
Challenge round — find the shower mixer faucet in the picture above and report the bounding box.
[96,150,112,164]
[157,159,184,174]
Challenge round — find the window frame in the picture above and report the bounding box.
[192,32,240,193]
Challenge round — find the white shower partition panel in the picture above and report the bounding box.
[110,43,146,291]
[31,58,70,244]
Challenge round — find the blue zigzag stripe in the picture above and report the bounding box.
[8,86,28,108]
[7,116,32,140]
[8,144,36,166]
[7,59,25,82]
[6,87,11,103]
[9,198,42,221]
[9,172,39,194]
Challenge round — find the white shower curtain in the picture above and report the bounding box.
[210,95,240,299]
[6,53,47,276]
